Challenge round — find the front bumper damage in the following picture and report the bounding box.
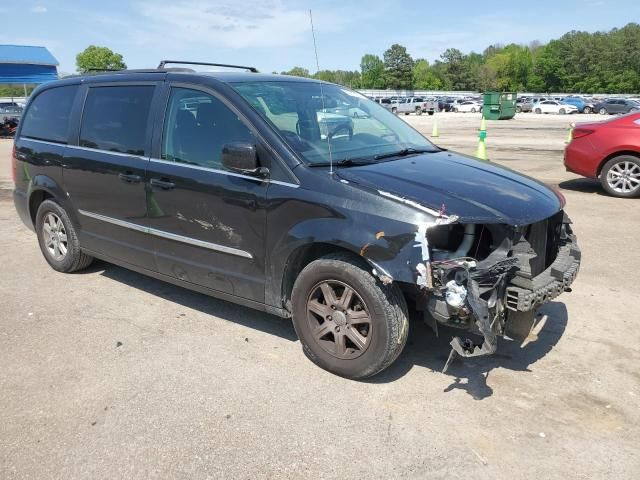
[418,211,581,372]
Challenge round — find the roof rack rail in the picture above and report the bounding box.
[157,60,258,73]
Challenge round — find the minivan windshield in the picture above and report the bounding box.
[232,81,438,165]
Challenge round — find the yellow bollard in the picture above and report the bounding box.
[565,122,575,144]
[479,116,487,132]
[431,118,439,138]
[476,130,488,160]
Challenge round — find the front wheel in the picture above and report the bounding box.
[559,108,566,115]
[415,107,422,115]
[516,106,522,113]
[583,106,592,114]
[391,107,397,115]
[428,111,434,116]
[291,253,409,379]
[36,200,93,272]
[599,107,607,115]
[600,156,640,198]
[471,107,476,113]
[535,108,542,114]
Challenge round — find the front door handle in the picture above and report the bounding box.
[150,178,176,190]
[118,173,142,183]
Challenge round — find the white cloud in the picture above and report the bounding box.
[30,5,48,13]
[132,0,347,49]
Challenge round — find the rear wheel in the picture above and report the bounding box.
[391,107,397,115]
[454,108,459,113]
[291,253,409,379]
[599,107,607,115]
[559,108,566,115]
[36,200,93,272]
[583,106,592,114]
[535,108,542,114]
[600,156,640,198]
[516,106,522,113]
[471,107,476,113]
[415,107,422,115]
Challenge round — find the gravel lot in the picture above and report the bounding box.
[1,112,639,479]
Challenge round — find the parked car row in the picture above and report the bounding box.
[367,93,639,117]
[370,96,438,115]
[517,95,640,115]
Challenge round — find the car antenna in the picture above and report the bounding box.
[309,9,334,175]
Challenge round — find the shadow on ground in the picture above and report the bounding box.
[94,261,298,342]
[89,261,567,399]
[558,178,606,195]
[368,302,568,400]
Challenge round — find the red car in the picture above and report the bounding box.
[564,112,640,198]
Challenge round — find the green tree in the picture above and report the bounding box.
[360,54,385,89]
[281,66,311,77]
[76,45,126,73]
[412,59,443,90]
[383,44,414,89]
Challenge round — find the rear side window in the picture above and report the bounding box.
[80,85,154,155]
[21,85,78,143]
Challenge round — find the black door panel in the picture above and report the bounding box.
[63,146,155,269]
[146,160,267,301]
[62,83,157,270]
[147,85,268,302]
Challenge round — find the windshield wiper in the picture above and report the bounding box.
[373,147,434,160]
[308,158,376,168]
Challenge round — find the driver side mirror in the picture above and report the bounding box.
[221,143,269,178]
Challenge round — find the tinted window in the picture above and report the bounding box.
[80,86,154,155]
[21,85,78,143]
[162,87,254,169]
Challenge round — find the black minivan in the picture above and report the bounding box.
[12,62,580,378]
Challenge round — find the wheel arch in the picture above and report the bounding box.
[597,150,640,177]
[280,243,368,312]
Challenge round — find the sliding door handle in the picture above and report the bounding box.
[150,178,176,190]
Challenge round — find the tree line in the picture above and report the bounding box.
[2,24,638,98]
[280,23,640,94]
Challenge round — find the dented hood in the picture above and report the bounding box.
[336,151,564,224]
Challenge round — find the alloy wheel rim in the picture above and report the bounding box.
[306,280,372,359]
[607,161,640,194]
[43,212,68,261]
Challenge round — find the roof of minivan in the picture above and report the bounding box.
[56,70,322,85]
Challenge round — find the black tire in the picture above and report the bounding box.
[291,253,409,379]
[415,107,422,116]
[428,111,434,116]
[454,108,459,113]
[471,107,476,113]
[584,106,592,114]
[516,106,522,113]
[600,155,640,198]
[559,108,566,115]
[36,199,93,272]
[391,107,397,115]
[599,107,607,115]
[535,108,542,114]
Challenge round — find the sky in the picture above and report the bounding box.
[1,0,639,75]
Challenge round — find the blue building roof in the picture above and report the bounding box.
[0,45,59,66]
[0,45,59,84]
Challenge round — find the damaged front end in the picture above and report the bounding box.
[415,210,581,372]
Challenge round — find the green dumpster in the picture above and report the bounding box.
[482,91,517,120]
